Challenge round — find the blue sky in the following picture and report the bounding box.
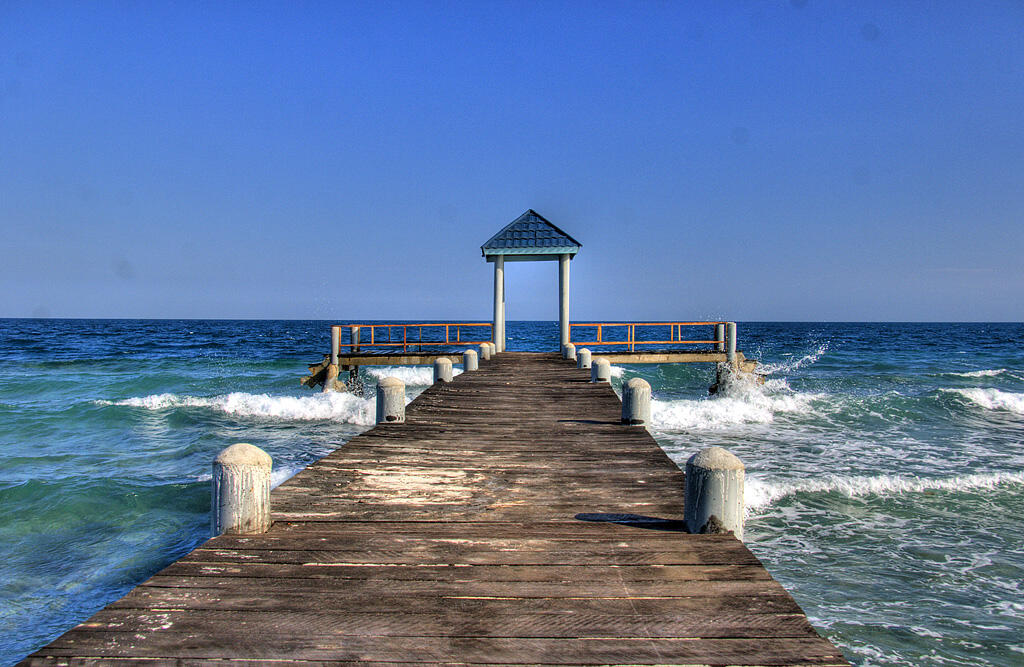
[2,1,1022,321]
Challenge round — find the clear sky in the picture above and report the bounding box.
[2,1,1022,321]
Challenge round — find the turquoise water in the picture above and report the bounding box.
[1,319,1022,665]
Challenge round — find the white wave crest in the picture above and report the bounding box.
[942,388,1024,414]
[953,369,1007,378]
[364,366,463,386]
[758,343,829,374]
[99,392,375,424]
[609,365,625,378]
[197,464,308,488]
[745,471,1024,512]
[651,381,816,430]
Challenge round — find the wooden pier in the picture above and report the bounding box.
[25,353,847,666]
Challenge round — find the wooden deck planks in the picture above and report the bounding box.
[24,352,848,666]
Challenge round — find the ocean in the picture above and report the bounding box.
[1,319,1021,665]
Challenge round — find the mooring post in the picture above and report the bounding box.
[726,322,737,367]
[577,347,592,369]
[375,377,405,423]
[715,323,725,352]
[434,357,453,383]
[563,342,576,361]
[591,357,611,382]
[211,443,272,536]
[488,342,497,357]
[685,446,745,541]
[621,377,652,426]
[479,342,491,361]
[463,349,478,371]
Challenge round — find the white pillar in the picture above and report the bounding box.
[563,343,576,361]
[558,253,570,350]
[212,443,272,536]
[433,357,453,383]
[376,377,405,423]
[493,256,505,353]
[330,325,341,366]
[591,357,611,382]
[685,447,745,541]
[714,323,725,352]
[726,322,737,367]
[621,378,652,426]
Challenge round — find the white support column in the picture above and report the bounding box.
[558,253,570,350]
[493,256,505,353]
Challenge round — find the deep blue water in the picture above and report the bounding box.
[1,319,1022,665]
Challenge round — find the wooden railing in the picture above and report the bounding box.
[332,323,493,354]
[570,321,727,353]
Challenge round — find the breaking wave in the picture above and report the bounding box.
[941,388,1024,414]
[364,366,463,386]
[651,378,820,429]
[97,392,375,424]
[758,342,829,374]
[746,471,1024,513]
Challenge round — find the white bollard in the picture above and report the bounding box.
[685,447,745,541]
[487,342,497,357]
[591,357,611,382]
[726,322,737,367]
[577,347,592,369]
[479,342,491,361]
[563,343,576,361]
[433,357,453,383]
[376,376,406,423]
[463,349,479,371]
[212,443,272,536]
[621,377,652,426]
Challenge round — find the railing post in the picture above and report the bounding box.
[726,322,737,367]
[621,378,651,426]
[376,377,406,423]
[212,443,272,536]
[433,357,453,383]
[577,348,592,369]
[685,447,745,541]
[463,349,478,371]
[591,357,611,382]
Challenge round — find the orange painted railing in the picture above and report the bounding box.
[570,321,725,352]
[332,323,493,354]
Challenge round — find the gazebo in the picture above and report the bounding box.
[481,210,582,352]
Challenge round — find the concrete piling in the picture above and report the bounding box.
[463,349,479,371]
[322,362,340,393]
[350,326,361,353]
[434,357,453,383]
[376,377,406,423]
[621,377,652,426]
[684,446,745,541]
[479,343,491,361]
[725,322,737,367]
[715,323,725,352]
[577,347,592,369]
[563,343,576,361]
[591,357,611,383]
[331,325,341,366]
[212,443,272,536]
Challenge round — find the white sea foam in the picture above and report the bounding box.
[942,388,1024,414]
[651,379,817,430]
[99,392,375,424]
[745,471,1024,512]
[758,342,829,374]
[364,366,463,386]
[956,369,1007,378]
[197,463,308,488]
[609,365,625,378]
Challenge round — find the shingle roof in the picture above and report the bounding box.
[481,210,582,257]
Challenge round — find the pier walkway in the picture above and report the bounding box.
[26,353,847,666]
